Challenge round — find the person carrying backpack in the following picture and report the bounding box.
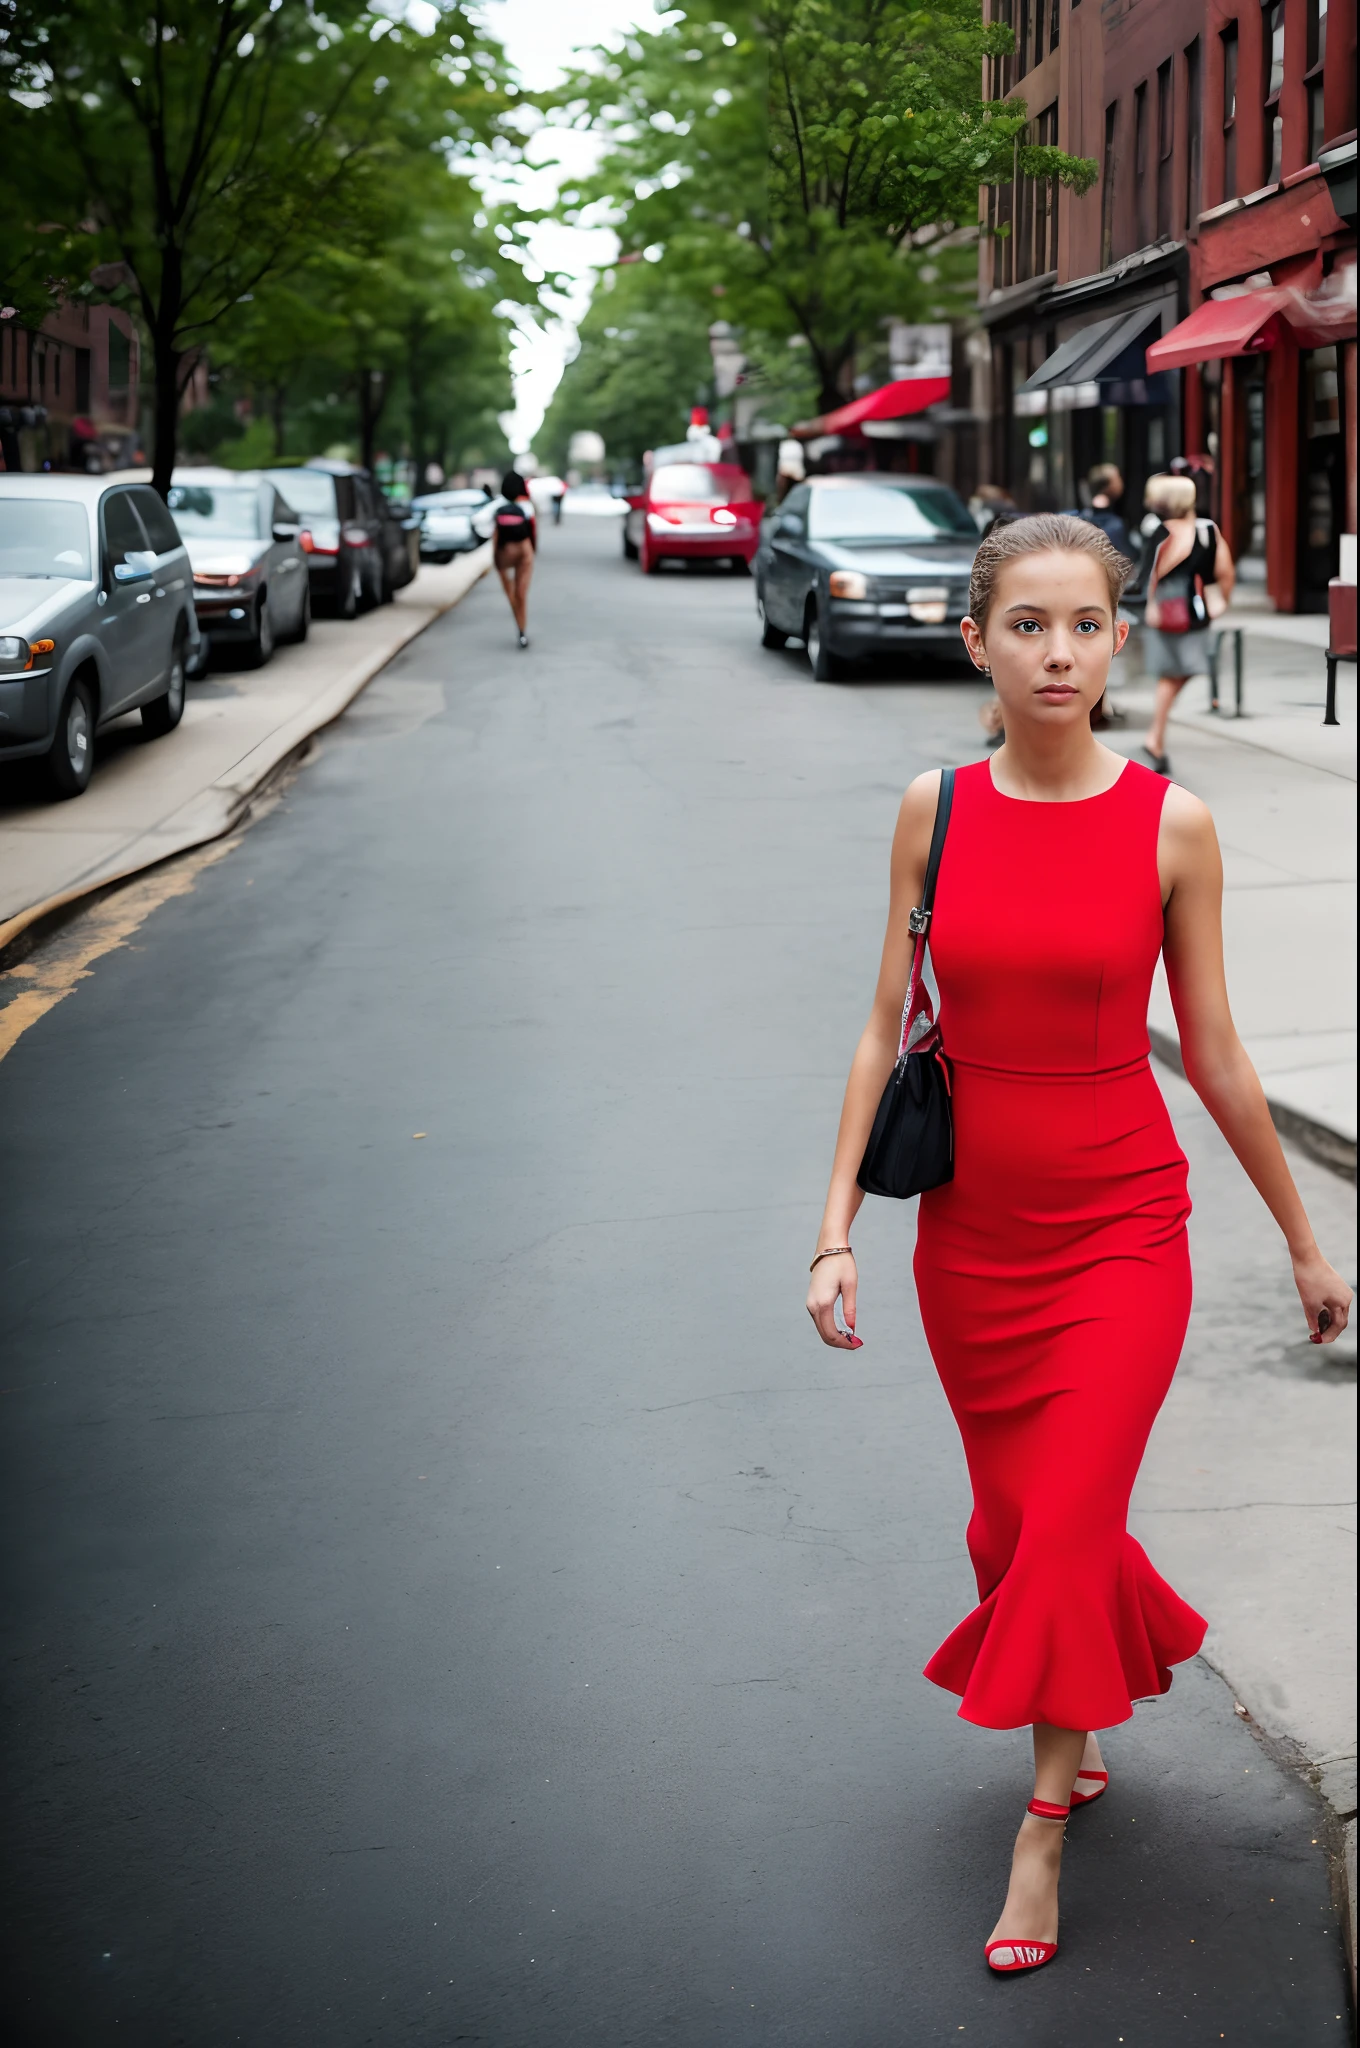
[1135,472,1235,775]
[492,469,536,648]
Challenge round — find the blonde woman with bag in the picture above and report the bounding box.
[1136,473,1234,774]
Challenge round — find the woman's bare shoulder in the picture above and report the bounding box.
[1159,780,1220,880]
[899,768,943,823]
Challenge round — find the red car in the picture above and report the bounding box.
[624,460,761,574]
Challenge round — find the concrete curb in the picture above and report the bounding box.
[1148,1025,1357,1183]
[0,545,491,969]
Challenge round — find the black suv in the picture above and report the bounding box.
[262,462,419,616]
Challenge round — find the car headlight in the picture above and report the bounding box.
[829,570,869,600]
[0,635,32,671]
[711,508,738,527]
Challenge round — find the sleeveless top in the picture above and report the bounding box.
[928,757,1169,1079]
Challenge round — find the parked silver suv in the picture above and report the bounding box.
[0,475,200,796]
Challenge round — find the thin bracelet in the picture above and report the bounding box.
[809,1246,854,1272]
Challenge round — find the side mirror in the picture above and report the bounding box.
[113,551,155,583]
[776,514,804,538]
[273,522,301,542]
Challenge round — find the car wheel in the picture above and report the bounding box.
[45,673,96,798]
[244,595,275,669]
[643,539,662,575]
[623,532,639,561]
[729,555,751,575]
[757,593,787,649]
[338,561,361,620]
[379,567,394,605]
[142,639,187,737]
[806,605,843,682]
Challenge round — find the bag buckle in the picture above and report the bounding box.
[908,905,930,935]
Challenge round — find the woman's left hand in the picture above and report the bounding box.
[1292,1248,1353,1343]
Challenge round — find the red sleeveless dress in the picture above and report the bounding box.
[915,757,1206,1731]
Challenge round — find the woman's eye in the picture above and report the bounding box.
[1013,618,1042,633]
[1075,619,1102,633]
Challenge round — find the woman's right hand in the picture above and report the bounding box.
[806,1251,862,1349]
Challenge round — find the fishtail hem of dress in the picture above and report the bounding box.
[922,1534,1208,1732]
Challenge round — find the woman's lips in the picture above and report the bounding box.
[1037,682,1078,696]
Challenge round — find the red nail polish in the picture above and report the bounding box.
[849,1336,864,1349]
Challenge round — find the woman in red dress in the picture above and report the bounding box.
[806,514,1351,1975]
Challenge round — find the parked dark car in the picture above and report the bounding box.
[168,468,309,668]
[753,475,980,679]
[0,474,199,797]
[262,462,418,615]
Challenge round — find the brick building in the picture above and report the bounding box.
[0,302,143,475]
[978,0,1356,612]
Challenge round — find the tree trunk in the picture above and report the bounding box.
[357,368,387,473]
[271,382,287,460]
[150,326,183,500]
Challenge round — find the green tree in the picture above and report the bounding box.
[1,0,515,491]
[553,0,1096,411]
[535,262,719,474]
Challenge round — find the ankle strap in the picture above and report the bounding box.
[1027,1797,1071,1821]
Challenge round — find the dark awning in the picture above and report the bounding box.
[1015,307,1169,412]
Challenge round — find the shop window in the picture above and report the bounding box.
[1221,24,1238,199]
[1101,102,1118,267]
[1185,41,1202,225]
[1299,344,1343,603]
[1157,60,1174,239]
[1262,1,1284,186]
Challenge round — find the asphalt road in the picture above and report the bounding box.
[1,519,1350,2046]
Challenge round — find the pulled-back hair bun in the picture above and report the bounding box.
[969,512,1130,629]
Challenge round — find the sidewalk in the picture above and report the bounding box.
[0,544,492,956]
[1109,614,1357,1173]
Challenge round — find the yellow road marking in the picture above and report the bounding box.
[0,834,242,1063]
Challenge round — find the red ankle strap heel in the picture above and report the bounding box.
[983,1800,1068,1974]
[1071,1767,1108,1808]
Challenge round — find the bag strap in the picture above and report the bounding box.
[897,768,955,1056]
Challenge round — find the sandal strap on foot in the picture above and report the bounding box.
[985,1937,1058,1972]
[1027,1797,1071,1821]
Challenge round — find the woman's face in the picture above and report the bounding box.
[959,549,1127,729]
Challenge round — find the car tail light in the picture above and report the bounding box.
[829,570,869,600]
[341,524,371,548]
[711,508,738,527]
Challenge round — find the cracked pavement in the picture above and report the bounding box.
[0,519,1353,2044]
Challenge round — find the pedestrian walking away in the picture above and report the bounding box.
[1134,472,1235,775]
[805,512,1351,1980]
[492,468,536,648]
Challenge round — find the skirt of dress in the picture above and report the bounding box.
[914,1056,1207,1732]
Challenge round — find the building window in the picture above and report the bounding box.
[1134,81,1149,246]
[1221,24,1238,199]
[1102,101,1118,267]
[1157,59,1175,239]
[75,347,91,414]
[1262,1,1284,186]
[1305,0,1328,161]
[1050,0,1060,53]
[1185,40,1202,225]
[990,0,1014,98]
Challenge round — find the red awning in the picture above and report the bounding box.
[794,374,952,439]
[1145,290,1286,371]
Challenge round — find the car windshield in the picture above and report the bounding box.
[264,470,338,517]
[416,491,485,510]
[0,498,92,579]
[166,485,261,539]
[808,483,977,542]
[649,465,736,502]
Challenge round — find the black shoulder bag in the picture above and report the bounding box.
[856,768,955,1200]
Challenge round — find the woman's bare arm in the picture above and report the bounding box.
[1159,786,1351,1341]
[806,771,940,1348]
[1213,530,1236,600]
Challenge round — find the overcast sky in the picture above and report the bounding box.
[471,0,660,455]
